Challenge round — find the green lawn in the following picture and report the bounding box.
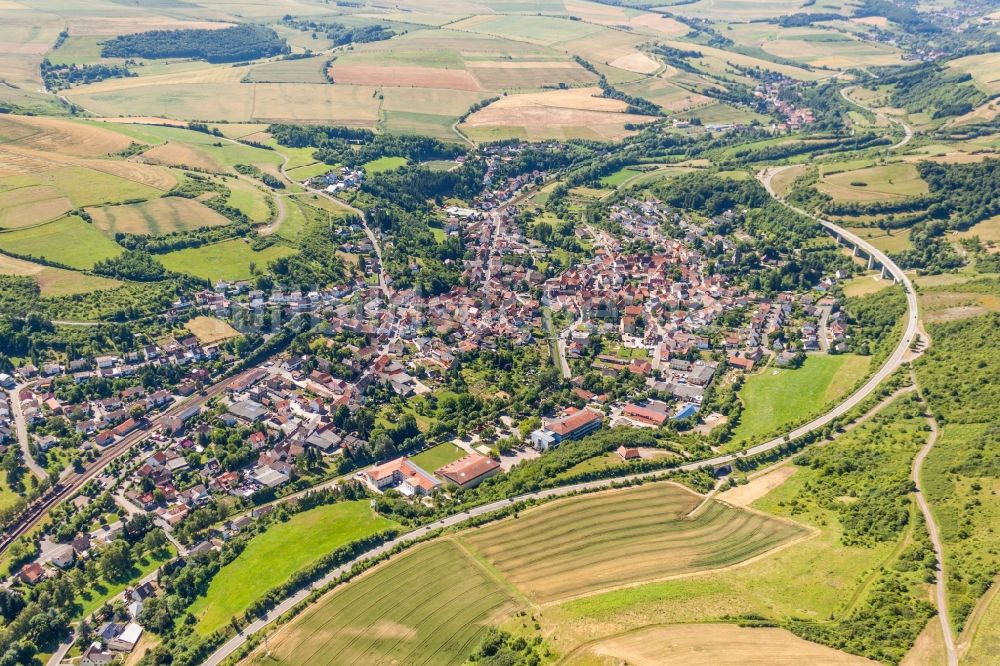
[600,167,643,187]
[363,156,407,174]
[159,239,296,282]
[727,354,872,447]
[0,215,123,269]
[76,546,175,619]
[189,501,397,636]
[410,443,466,473]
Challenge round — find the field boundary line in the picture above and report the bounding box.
[451,536,534,609]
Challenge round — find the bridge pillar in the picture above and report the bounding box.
[852,245,858,257]
[868,255,874,270]
[881,265,887,279]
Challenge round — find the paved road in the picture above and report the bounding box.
[9,383,47,481]
[912,397,958,666]
[202,165,923,666]
[839,86,914,150]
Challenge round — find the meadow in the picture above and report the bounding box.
[727,354,872,447]
[461,482,806,604]
[817,163,928,202]
[88,197,231,237]
[245,539,521,666]
[159,239,296,282]
[0,215,123,270]
[189,501,397,636]
[185,316,240,344]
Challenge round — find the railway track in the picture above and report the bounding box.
[0,369,251,555]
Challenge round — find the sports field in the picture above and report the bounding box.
[245,539,521,666]
[461,482,807,604]
[159,239,296,282]
[189,500,397,636]
[88,197,231,236]
[410,443,466,472]
[728,354,872,447]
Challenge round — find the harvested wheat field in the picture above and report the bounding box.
[0,115,133,157]
[573,624,877,665]
[0,185,71,229]
[460,482,808,604]
[89,197,230,237]
[461,87,657,140]
[140,142,223,172]
[609,51,661,74]
[329,64,483,91]
[719,466,797,507]
[243,539,521,666]
[0,252,120,296]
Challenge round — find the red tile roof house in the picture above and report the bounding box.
[362,457,441,496]
[436,453,501,489]
[19,562,45,585]
[617,445,641,460]
[530,408,603,450]
[623,403,668,427]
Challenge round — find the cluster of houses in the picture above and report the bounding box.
[360,450,502,496]
[307,166,365,193]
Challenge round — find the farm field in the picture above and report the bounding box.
[243,539,521,666]
[88,197,231,236]
[0,215,123,270]
[545,399,930,660]
[569,623,877,665]
[727,354,872,447]
[842,225,914,253]
[159,239,296,282]
[460,87,655,141]
[817,163,928,202]
[460,482,807,604]
[189,500,397,637]
[0,252,121,296]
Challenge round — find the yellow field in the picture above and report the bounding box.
[571,623,877,665]
[88,197,231,236]
[460,87,656,141]
[948,53,1000,94]
[141,142,223,172]
[0,253,120,296]
[186,316,240,344]
[0,185,71,229]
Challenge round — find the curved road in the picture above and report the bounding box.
[840,85,914,151]
[203,171,922,665]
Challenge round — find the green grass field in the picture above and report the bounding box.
[246,539,521,665]
[226,179,272,223]
[461,482,806,604]
[189,501,397,636]
[363,156,408,174]
[818,163,928,202]
[0,215,123,269]
[728,354,872,447]
[410,443,466,473]
[76,546,175,619]
[159,239,296,282]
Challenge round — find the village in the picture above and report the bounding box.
[0,163,858,665]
